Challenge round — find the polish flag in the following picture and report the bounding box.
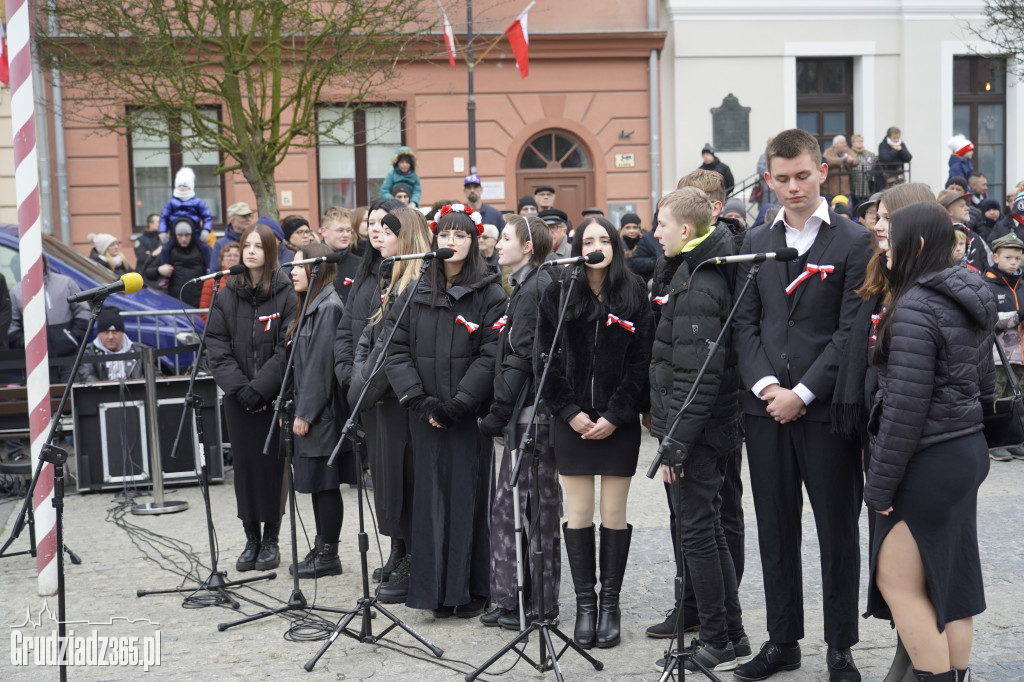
[0,23,9,88]
[505,2,535,79]
[439,2,456,68]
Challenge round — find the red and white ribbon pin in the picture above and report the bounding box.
[258,312,281,332]
[606,313,636,333]
[491,315,508,331]
[653,294,670,306]
[785,263,834,296]
[455,314,480,333]
[343,277,354,286]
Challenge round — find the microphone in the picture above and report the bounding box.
[703,247,800,265]
[187,264,246,284]
[382,248,456,263]
[283,251,346,268]
[542,251,606,267]
[67,272,145,303]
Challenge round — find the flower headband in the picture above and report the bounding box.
[430,203,484,235]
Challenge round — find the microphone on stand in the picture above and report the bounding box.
[702,248,799,265]
[282,251,346,267]
[186,264,247,284]
[67,272,145,303]
[382,248,456,263]
[541,251,605,267]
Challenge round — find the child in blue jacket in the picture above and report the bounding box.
[379,146,422,206]
[159,167,215,264]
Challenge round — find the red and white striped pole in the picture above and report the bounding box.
[6,0,57,596]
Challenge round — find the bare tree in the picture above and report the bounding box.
[968,1,1024,78]
[37,0,433,216]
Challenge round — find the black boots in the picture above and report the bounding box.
[563,523,598,648]
[912,670,957,682]
[236,521,261,572]
[596,524,632,648]
[373,538,406,583]
[255,521,281,571]
[295,541,342,579]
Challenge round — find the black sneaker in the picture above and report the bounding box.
[1009,446,1024,461]
[377,555,410,603]
[480,607,513,627]
[826,646,861,682]
[684,639,737,672]
[732,634,753,662]
[645,607,700,638]
[456,596,488,619]
[653,637,697,672]
[498,606,560,630]
[733,641,801,681]
[431,604,455,619]
[990,448,1013,462]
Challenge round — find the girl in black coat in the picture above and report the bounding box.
[866,202,995,682]
[385,205,508,617]
[206,223,297,573]
[537,216,654,649]
[286,243,355,579]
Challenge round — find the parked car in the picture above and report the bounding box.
[0,226,203,374]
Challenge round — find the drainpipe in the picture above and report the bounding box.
[30,57,53,236]
[648,0,660,212]
[49,7,71,244]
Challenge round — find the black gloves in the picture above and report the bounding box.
[407,395,443,424]
[478,413,506,438]
[236,385,263,411]
[432,399,471,429]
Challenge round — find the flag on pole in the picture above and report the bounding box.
[438,1,456,68]
[505,2,535,79]
[1,23,10,87]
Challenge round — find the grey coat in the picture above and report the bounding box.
[292,287,346,458]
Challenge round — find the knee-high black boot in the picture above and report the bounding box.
[912,670,956,682]
[236,521,261,572]
[562,523,597,649]
[255,521,281,570]
[596,524,632,648]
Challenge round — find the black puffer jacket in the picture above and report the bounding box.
[649,224,739,442]
[386,272,508,417]
[538,273,654,427]
[333,256,384,387]
[206,269,298,402]
[292,287,346,458]
[865,266,996,511]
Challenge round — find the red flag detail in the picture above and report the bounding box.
[0,24,9,88]
[440,5,456,68]
[505,2,534,79]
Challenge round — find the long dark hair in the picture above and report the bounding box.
[233,223,280,298]
[562,216,646,321]
[873,202,955,364]
[286,243,337,340]
[354,199,404,283]
[427,210,487,308]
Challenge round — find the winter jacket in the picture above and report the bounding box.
[147,240,210,307]
[333,256,383,387]
[291,287,347,458]
[947,155,974,187]
[649,224,739,443]
[985,267,1024,365]
[88,248,134,278]
[10,270,89,358]
[986,214,1024,245]
[823,145,860,197]
[385,272,508,418]
[875,139,912,188]
[629,230,660,281]
[206,269,297,403]
[159,195,215,236]
[864,266,996,511]
[699,156,735,194]
[379,146,422,205]
[332,250,360,305]
[77,337,150,383]
[957,223,993,273]
[537,273,654,427]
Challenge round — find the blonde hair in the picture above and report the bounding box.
[321,205,352,225]
[371,207,432,325]
[658,187,714,236]
[676,169,725,205]
[953,230,967,245]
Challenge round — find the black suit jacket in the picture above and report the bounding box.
[733,207,871,422]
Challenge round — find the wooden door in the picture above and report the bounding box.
[517,174,591,227]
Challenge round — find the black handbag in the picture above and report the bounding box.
[982,341,1024,448]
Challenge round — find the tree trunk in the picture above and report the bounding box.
[241,162,279,219]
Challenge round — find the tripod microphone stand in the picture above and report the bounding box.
[137,271,275,608]
[468,262,603,681]
[645,262,762,681]
[219,258,358,631]
[306,259,444,671]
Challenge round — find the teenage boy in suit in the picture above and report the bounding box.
[732,129,871,682]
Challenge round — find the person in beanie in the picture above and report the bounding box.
[281,215,315,257]
[380,146,422,206]
[148,219,211,306]
[88,233,133,277]
[984,190,1024,246]
[698,143,735,194]
[984,232,1024,461]
[945,176,969,195]
[619,212,642,259]
[946,134,975,187]
[977,197,1002,242]
[391,183,413,206]
[517,195,539,216]
[77,307,153,382]
[158,167,215,261]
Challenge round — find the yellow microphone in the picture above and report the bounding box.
[67,272,146,303]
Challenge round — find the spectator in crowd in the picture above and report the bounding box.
[77,307,152,382]
[463,174,504,227]
[976,198,1001,243]
[985,231,1024,462]
[380,146,422,206]
[848,134,876,205]
[619,212,642,261]
[952,227,974,272]
[539,208,572,259]
[1008,181,1024,215]
[755,136,778,210]
[135,213,163,284]
[158,167,215,255]
[946,134,975,187]
[88,233,133,277]
[582,207,605,219]
[937,189,991,273]
[721,197,747,229]
[985,190,1024,245]
[281,216,315,265]
[945,176,969,195]
[966,172,989,227]
[392,183,413,206]
[876,126,912,189]
[628,213,660,283]
[349,206,369,255]
[148,218,211,307]
[479,224,500,267]
[255,215,290,266]
[200,242,241,322]
[534,184,556,212]
[517,195,539,216]
[698,143,735,194]
[824,135,860,199]
[212,202,257,270]
[319,206,360,304]
[856,192,882,231]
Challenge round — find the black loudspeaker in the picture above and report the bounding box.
[72,376,224,493]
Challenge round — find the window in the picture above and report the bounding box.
[519,130,589,170]
[317,104,404,211]
[954,56,1007,202]
[127,108,224,230]
[796,58,854,152]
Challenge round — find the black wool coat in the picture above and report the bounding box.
[537,272,654,427]
[292,287,347,458]
[649,224,739,443]
[333,255,383,387]
[865,267,996,511]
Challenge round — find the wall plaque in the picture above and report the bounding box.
[711,93,750,152]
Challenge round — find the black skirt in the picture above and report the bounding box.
[866,431,989,629]
[224,395,287,522]
[552,409,641,477]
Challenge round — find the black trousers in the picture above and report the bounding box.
[744,415,862,648]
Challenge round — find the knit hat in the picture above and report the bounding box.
[174,218,196,235]
[88,232,118,255]
[948,134,974,157]
[831,194,850,207]
[281,216,310,241]
[722,197,746,218]
[619,212,641,229]
[833,202,852,218]
[381,212,402,236]
[1013,191,1024,217]
[96,306,125,333]
[946,176,969,192]
[257,215,285,241]
[392,182,412,197]
[701,143,714,155]
[517,195,538,212]
[978,198,1001,215]
[174,167,196,190]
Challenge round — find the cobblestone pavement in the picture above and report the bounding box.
[1,435,1022,680]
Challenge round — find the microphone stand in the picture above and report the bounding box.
[306,259,443,672]
[468,262,604,681]
[219,259,358,631]
[646,262,762,681]
[137,272,275,607]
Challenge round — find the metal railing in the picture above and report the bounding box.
[119,308,206,375]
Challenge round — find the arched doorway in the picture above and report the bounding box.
[516,130,595,224]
